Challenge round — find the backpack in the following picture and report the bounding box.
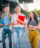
[2,13,11,20]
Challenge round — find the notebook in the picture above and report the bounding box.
[17,15,25,25]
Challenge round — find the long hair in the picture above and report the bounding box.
[29,11,38,25]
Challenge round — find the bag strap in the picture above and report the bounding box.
[2,13,11,20]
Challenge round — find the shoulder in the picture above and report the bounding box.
[20,13,25,16]
[13,13,17,16]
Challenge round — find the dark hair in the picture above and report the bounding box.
[29,11,38,25]
[3,4,9,9]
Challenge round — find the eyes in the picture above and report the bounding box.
[4,7,9,10]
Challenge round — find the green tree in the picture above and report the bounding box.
[33,9,38,13]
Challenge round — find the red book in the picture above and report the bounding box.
[17,15,25,25]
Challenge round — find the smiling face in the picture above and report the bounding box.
[3,6,9,13]
[29,12,34,19]
[15,6,21,14]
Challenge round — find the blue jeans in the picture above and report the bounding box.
[12,27,25,48]
[2,29,12,48]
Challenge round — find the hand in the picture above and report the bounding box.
[15,22,18,25]
[32,28,36,30]
[17,19,26,25]
[4,24,10,26]
[0,24,2,26]
[11,23,14,25]
[10,25,13,31]
[29,25,34,28]
[23,22,26,25]
[11,22,18,25]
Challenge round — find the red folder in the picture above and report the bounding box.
[17,15,25,25]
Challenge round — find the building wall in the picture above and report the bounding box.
[18,0,40,11]
[28,0,40,11]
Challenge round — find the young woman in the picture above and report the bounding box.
[27,11,40,48]
[11,6,26,48]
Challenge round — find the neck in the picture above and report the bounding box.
[4,12,8,14]
[17,12,20,15]
[32,17,34,21]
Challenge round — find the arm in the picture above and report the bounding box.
[28,23,40,29]
[27,23,36,30]
[33,23,40,29]
[0,24,2,26]
[4,24,10,26]
[17,19,26,25]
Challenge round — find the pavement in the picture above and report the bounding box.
[0,28,40,48]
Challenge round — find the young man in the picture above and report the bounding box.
[11,6,26,48]
[2,4,12,48]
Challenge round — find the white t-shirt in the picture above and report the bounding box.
[11,13,27,27]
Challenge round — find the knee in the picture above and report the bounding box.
[19,40,22,44]
[2,40,5,45]
[13,43,17,45]
[13,41,17,45]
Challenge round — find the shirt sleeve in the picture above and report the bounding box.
[24,17,26,21]
[11,14,14,23]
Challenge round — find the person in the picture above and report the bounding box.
[1,4,12,48]
[37,13,40,25]
[11,6,26,48]
[27,11,40,48]
[37,13,40,33]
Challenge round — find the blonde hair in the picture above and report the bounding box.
[15,6,21,12]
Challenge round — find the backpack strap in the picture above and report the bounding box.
[2,13,4,19]
[9,13,11,20]
[2,13,11,20]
